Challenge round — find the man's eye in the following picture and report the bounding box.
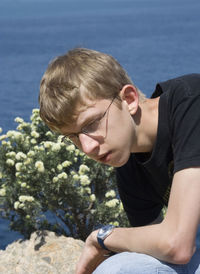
[82,118,101,133]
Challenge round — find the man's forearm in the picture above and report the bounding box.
[90,222,192,265]
[98,224,170,260]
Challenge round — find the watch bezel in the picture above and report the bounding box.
[98,224,115,238]
[97,224,115,251]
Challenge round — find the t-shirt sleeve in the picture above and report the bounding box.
[116,154,163,227]
[168,76,200,173]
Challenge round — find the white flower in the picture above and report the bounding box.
[79,164,90,174]
[16,152,27,161]
[0,134,7,141]
[66,144,75,152]
[25,136,30,142]
[80,175,90,186]
[2,140,11,147]
[75,149,81,156]
[34,145,39,151]
[32,108,39,115]
[57,135,63,143]
[62,161,72,167]
[43,141,53,149]
[17,122,29,131]
[105,199,119,208]
[6,159,15,166]
[7,131,22,141]
[1,141,7,146]
[114,212,119,218]
[53,177,59,183]
[19,203,25,209]
[84,187,91,194]
[90,194,96,202]
[27,150,35,157]
[62,160,72,167]
[24,158,31,165]
[35,161,45,172]
[73,174,79,181]
[31,130,40,138]
[19,195,34,202]
[15,172,21,177]
[45,131,53,137]
[57,164,63,171]
[16,125,22,131]
[15,132,23,141]
[6,130,15,137]
[15,162,23,171]
[21,182,27,188]
[14,201,20,209]
[52,143,61,152]
[58,172,68,179]
[105,190,116,198]
[6,151,16,158]
[14,117,24,123]
[0,188,6,196]
[0,127,2,134]
[30,138,37,145]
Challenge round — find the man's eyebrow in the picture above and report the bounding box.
[82,112,101,125]
[63,111,101,136]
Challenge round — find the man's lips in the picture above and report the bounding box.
[97,151,111,162]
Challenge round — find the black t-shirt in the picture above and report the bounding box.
[116,74,200,227]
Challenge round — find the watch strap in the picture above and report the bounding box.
[97,237,110,251]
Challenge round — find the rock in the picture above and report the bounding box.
[0,230,84,274]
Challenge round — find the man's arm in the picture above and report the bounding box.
[76,167,200,274]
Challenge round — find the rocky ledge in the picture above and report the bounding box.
[0,230,84,274]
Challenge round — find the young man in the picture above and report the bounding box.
[39,48,200,274]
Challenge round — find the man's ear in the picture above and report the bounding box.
[119,85,139,115]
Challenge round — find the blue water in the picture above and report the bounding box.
[0,0,200,249]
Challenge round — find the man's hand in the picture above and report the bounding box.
[75,230,111,274]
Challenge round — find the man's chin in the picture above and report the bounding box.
[89,151,130,167]
[106,153,130,168]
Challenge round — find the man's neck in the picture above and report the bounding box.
[131,97,160,153]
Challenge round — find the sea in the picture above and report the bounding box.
[0,0,200,249]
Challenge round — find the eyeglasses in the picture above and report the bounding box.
[61,96,116,143]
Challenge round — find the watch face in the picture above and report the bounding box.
[97,224,115,251]
[98,225,114,238]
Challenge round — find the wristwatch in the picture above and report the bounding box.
[97,224,115,251]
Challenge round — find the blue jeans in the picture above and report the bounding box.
[93,227,200,274]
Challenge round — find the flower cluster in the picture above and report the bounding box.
[0,109,129,240]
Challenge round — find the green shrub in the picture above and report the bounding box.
[0,110,129,240]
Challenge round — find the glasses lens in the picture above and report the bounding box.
[82,118,101,134]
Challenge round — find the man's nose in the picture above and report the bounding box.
[79,133,99,155]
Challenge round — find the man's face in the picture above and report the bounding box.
[61,97,136,167]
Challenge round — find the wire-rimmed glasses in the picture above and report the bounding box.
[61,96,116,143]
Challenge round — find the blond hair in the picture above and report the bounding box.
[39,48,145,131]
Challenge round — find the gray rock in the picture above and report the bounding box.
[0,230,84,274]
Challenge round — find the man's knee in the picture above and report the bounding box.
[93,252,163,274]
